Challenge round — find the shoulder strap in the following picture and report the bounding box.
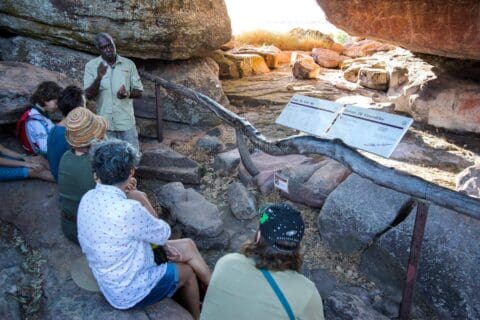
[260,269,295,320]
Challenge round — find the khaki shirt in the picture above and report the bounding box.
[84,55,143,131]
[200,253,325,320]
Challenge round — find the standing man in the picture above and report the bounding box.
[84,32,143,151]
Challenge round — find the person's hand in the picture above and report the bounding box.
[117,85,129,99]
[126,189,147,202]
[24,161,42,170]
[25,156,47,169]
[125,177,137,194]
[97,62,107,78]
[164,245,183,262]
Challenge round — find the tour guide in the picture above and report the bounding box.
[84,32,143,151]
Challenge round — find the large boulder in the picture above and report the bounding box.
[0,61,77,124]
[319,174,480,319]
[0,0,231,60]
[153,182,227,249]
[134,57,227,128]
[232,45,281,69]
[312,48,348,69]
[316,0,480,60]
[239,150,317,194]
[292,57,321,79]
[137,142,201,184]
[324,291,389,320]
[279,158,351,208]
[0,36,95,83]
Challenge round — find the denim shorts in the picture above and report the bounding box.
[132,263,179,309]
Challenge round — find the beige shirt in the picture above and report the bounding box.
[200,253,325,320]
[84,55,143,131]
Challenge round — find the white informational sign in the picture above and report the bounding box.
[326,105,413,158]
[273,172,289,193]
[275,94,341,137]
[275,94,413,158]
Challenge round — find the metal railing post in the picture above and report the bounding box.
[399,201,429,319]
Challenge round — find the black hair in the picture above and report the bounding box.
[58,85,85,117]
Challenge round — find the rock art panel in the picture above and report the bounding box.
[316,0,480,60]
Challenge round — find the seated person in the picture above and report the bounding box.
[20,81,62,156]
[200,203,325,320]
[77,139,211,319]
[58,107,107,244]
[47,85,86,181]
[0,143,53,182]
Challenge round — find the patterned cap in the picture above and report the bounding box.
[258,203,304,252]
[65,107,108,148]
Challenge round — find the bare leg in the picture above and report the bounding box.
[167,238,211,285]
[175,263,200,319]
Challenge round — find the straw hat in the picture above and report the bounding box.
[65,107,107,147]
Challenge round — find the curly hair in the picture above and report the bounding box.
[58,85,85,116]
[90,139,141,185]
[240,235,303,272]
[30,81,62,107]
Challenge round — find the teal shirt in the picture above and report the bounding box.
[200,253,325,320]
[83,55,143,131]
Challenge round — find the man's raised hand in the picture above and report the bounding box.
[97,62,107,79]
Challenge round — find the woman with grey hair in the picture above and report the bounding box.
[77,139,210,319]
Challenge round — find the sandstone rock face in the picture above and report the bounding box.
[0,0,231,60]
[316,0,480,60]
[409,76,480,133]
[319,174,480,319]
[0,61,77,124]
[134,57,227,127]
[0,36,95,83]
